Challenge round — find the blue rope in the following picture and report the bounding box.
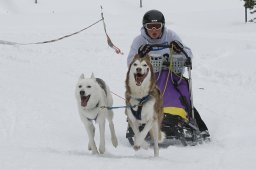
[101,95,150,111]
[101,104,135,110]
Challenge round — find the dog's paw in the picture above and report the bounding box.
[92,149,99,155]
[88,143,99,154]
[112,137,118,148]
[133,145,140,151]
[99,145,105,154]
[92,151,99,155]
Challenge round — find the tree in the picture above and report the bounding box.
[244,0,255,9]
[243,0,256,22]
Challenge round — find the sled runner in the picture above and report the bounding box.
[126,44,208,146]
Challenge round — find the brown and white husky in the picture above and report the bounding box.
[125,54,164,157]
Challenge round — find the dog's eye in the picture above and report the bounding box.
[78,85,82,88]
[143,64,147,67]
[133,63,137,66]
[87,85,91,88]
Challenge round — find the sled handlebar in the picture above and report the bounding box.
[149,44,189,59]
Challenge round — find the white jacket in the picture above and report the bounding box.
[127,27,193,67]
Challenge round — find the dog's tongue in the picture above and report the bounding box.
[81,96,89,107]
[135,73,144,86]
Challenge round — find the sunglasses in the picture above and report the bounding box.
[144,22,163,30]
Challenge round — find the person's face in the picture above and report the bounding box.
[144,22,163,39]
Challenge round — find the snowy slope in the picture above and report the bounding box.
[1,0,256,170]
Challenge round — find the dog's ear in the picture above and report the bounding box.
[80,74,85,79]
[90,73,96,80]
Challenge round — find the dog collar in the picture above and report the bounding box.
[135,95,150,104]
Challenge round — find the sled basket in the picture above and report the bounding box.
[149,53,164,73]
[149,53,186,74]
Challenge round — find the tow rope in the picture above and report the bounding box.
[0,6,123,55]
[26,19,103,45]
[101,6,123,55]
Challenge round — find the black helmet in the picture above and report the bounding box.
[142,10,165,25]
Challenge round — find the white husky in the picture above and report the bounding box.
[125,55,164,157]
[75,73,118,154]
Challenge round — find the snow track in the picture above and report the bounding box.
[0,0,255,170]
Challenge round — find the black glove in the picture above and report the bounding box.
[184,57,192,68]
[138,44,152,57]
[170,40,184,53]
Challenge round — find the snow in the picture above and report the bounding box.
[1,0,256,169]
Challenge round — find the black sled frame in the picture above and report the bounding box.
[126,112,203,147]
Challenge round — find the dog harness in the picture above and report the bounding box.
[130,95,150,120]
[86,102,100,122]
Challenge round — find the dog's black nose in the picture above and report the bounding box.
[136,67,142,73]
[80,90,85,96]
